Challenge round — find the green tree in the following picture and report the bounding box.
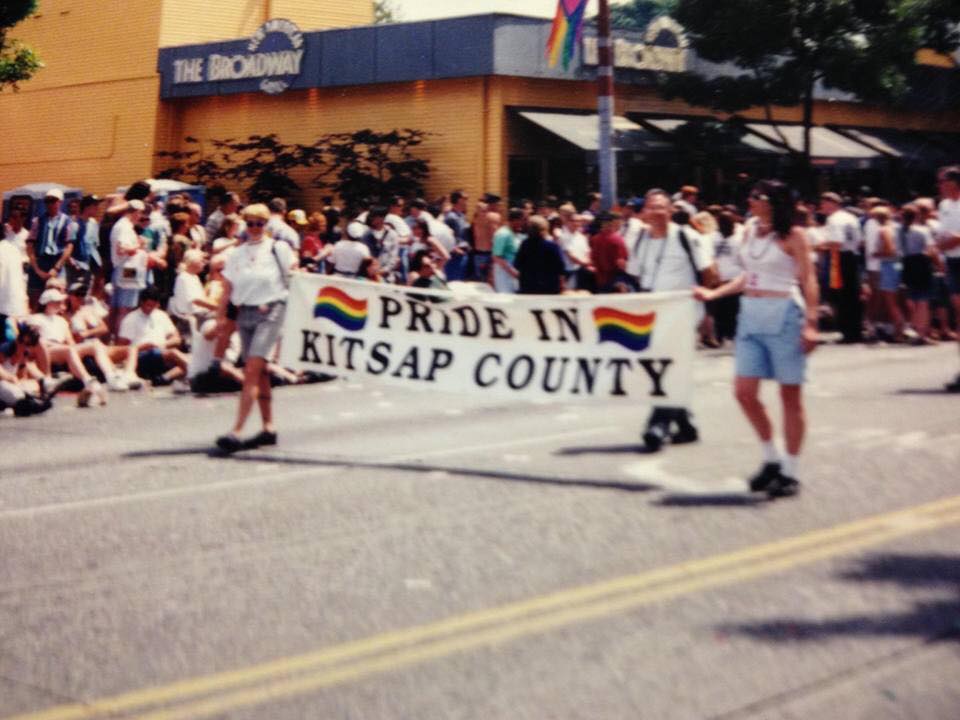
[0,0,42,90]
[659,0,960,175]
[312,128,430,207]
[156,129,431,206]
[609,0,677,31]
[373,0,402,24]
[156,134,321,202]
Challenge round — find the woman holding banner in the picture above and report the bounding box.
[214,203,297,454]
[695,180,819,498]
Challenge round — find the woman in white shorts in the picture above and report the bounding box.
[695,180,819,497]
[215,204,297,453]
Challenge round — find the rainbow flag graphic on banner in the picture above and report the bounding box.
[593,307,656,351]
[314,286,368,332]
[546,0,589,70]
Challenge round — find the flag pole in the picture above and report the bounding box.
[596,0,617,211]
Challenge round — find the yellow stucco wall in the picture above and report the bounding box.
[158,0,372,48]
[0,1,165,192]
[0,0,374,197]
[156,78,490,208]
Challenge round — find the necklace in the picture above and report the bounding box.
[747,223,775,260]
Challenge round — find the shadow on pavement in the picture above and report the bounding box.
[556,444,650,456]
[718,553,960,642]
[654,493,765,508]
[123,448,659,494]
[892,388,959,396]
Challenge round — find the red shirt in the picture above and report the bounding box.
[589,231,628,289]
[300,233,323,258]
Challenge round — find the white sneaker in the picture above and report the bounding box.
[89,380,108,406]
[107,374,129,392]
[124,373,144,390]
[171,379,191,395]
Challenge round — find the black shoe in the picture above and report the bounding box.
[767,473,801,498]
[748,462,781,492]
[945,375,960,393]
[244,430,278,449]
[152,375,174,387]
[215,433,244,454]
[642,424,668,452]
[671,424,699,445]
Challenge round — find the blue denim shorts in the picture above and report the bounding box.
[735,297,806,385]
[878,260,901,292]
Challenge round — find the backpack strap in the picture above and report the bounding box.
[270,238,291,290]
[676,227,703,284]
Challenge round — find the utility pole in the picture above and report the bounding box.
[596,0,617,211]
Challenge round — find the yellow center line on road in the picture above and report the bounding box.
[8,494,960,720]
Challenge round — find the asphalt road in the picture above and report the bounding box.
[1,341,959,720]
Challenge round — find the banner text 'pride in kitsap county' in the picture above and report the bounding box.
[298,294,674,398]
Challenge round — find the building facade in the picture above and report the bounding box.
[2,3,958,208]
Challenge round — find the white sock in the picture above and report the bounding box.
[782,454,799,479]
[761,441,779,464]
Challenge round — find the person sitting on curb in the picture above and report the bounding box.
[29,288,111,407]
[117,286,190,393]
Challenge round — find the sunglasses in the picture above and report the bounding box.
[749,193,769,201]
[44,197,59,203]
[246,220,266,227]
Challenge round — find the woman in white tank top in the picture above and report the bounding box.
[695,180,820,497]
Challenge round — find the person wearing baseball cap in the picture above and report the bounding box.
[26,189,77,310]
[30,287,113,406]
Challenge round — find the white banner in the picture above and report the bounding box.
[280,275,696,404]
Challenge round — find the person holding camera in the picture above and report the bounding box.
[214,204,297,454]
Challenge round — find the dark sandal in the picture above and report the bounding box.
[215,434,244,454]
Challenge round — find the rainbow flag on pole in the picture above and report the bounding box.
[546,0,589,70]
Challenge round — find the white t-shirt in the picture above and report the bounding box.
[0,239,28,318]
[3,225,29,264]
[937,198,960,259]
[713,232,743,282]
[119,308,177,347]
[114,250,149,290]
[222,237,295,306]
[825,210,863,253]
[187,319,239,379]
[863,217,882,272]
[70,301,108,339]
[109,216,140,267]
[29,313,72,344]
[695,230,718,266]
[169,272,205,317]
[557,227,590,273]
[622,218,644,276]
[266,217,301,251]
[635,224,709,292]
[384,213,411,239]
[330,239,370,276]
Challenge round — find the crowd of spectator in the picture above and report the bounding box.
[2,167,960,419]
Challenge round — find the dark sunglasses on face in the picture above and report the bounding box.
[749,193,769,201]
[44,198,59,203]
[247,220,266,227]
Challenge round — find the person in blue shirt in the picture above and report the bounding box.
[26,189,77,309]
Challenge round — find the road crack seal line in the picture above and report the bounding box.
[7,494,960,720]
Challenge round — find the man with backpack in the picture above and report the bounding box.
[632,189,716,452]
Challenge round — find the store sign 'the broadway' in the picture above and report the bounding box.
[171,19,305,95]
